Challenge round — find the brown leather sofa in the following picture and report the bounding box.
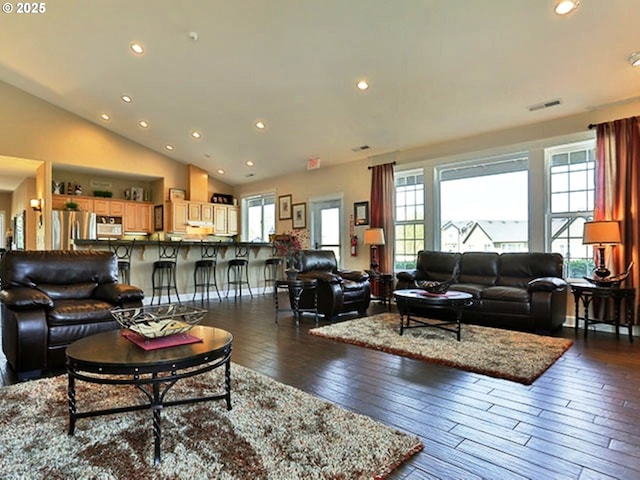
[296,250,371,320]
[396,250,568,331]
[0,250,144,380]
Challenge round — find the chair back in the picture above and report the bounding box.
[234,244,249,259]
[158,240,181,261]
[201,240,221,260]
[109,239,135,262]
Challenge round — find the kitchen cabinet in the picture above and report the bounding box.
[214,204,238,235]
[94,199,125,216]
[167,201,188,233]
[51,195,93,212]
[124,202,152,233]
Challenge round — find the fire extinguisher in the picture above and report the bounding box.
[351,235,358,256]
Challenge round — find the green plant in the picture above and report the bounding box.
[93,190,113,198]
[65,201,79,210]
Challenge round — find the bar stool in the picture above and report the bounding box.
[108,239,135,285]
[193,240,222,303]
[151,239,182,305]
[226,245,253,300]
[263,256,283,295]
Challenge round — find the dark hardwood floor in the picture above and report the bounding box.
[2,293,640,479]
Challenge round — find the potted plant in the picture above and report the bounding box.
[65,201,79,211]
[272,230,308,279]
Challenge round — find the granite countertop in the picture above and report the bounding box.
[73,239,271,247]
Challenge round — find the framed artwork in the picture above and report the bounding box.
[354,201,369,226]
[169,188,186,201]
[131,187,144,202]
[279,194,292,220]
[154,204,164,231]
[292,202,307,229]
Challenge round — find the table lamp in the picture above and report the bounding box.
[364,228,385,272]
[582,220,621,279]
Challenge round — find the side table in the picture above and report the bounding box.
[570,283,635,342]
[367,271,395,308]
[274,278,318,325]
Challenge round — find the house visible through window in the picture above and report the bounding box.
[546,140,596,278]
[394,169,425,270]
[243,193,275,242]
[437,154,529,253]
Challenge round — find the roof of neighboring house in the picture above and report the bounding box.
[463,220,528,243]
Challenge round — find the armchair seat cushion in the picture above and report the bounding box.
[481,286,530,303]
[47,299,116,326]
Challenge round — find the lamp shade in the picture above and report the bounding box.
[583,221,621,245]
[364,228,385,246]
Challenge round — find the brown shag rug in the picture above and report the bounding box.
[0,363,422,479]
[309,313,573,385]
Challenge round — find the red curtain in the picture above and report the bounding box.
[370,163,395,273]
[594,116,640,319]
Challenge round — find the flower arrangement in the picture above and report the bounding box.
[271,229,309,269]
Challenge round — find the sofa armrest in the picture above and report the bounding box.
[528,277,567,293]
[94,283,145,305]
[338,269,369,282]
[0,288,53,311]
[298,271,342,284]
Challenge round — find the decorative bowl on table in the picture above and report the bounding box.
[415,279,452,294]
[110,304,207,339]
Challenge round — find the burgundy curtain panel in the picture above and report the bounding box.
[370,163,395,273]
[594,116,640,319]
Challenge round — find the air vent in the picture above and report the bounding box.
[351,145,370,152]
[528,99,562,112]
[245,173,255,177]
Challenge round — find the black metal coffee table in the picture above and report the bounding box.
[66,325,233,465]
[394,289,473,341]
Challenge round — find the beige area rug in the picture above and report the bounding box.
[309,313,573,385]
[0,363,422,479]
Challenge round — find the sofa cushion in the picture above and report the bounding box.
[47,299,116,327]
[481,285,530,303]
[38,282,97,301]
[497,252,564,288]
[416,251,461,282]
[450,283,486,299]
[458,252,499,285]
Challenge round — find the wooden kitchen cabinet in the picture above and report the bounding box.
[94,199,125,216]
[51,195,93,211]
[124,202,152,233]
[214,204,238,235]
[167,201,188,233]
[227,206,238,235]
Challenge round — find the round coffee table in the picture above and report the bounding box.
[66,325,233,465]
[393,289,473,341]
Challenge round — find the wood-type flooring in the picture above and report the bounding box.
[2,293,639,479]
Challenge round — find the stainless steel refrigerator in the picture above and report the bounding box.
[52,210,97,250]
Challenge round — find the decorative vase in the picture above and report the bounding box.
[285,268,299,281]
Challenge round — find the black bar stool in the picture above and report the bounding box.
[108,239,135,285]
[263,256,283,295]
[226,245,253,300]
[151,240,182,305]
[193,240,222,304]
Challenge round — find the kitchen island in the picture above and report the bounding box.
[74,239,275,302]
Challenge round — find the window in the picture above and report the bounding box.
[546,140,596,278]
[242,193,275,242]
[438,154,529,253]
[311,198,342,265]
[394,169,425,270]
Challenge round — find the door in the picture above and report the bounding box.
[310,198,342,265]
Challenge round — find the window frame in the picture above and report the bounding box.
[394,168,425,271]
[241,192,275,242]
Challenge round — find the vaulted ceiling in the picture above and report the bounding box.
[1,1,638,187]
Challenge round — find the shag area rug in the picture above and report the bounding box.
[309,313,573,385]
[0,363,422,479]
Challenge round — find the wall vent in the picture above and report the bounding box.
[528,99,562,112]
[351,145,370,152]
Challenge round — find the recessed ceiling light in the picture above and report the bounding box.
[121,95,132,103]
[628,52,640,67]
[100,113,111,121]
[217,169,225,175]
[255,121,265,129]
[554,0,579,15]
[356,80,369,90]
[165,144,174,151]
[130,42,144,54]
[138,120,149,128]
[191,130,201,139]
[246,160,254,167]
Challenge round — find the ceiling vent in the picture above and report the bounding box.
[528,99,562,112]
[351,145,370,152]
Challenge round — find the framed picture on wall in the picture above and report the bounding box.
[354,201,369,226]
[154,204,164,231]
[279,194,292,220]
[292,203,307,229]
[169,188,186,201]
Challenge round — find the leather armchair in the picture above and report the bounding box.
[296,250,371,320]
[0,250,144,380]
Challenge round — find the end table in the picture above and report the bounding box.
[274,278,318,325]
[367,271,394,308]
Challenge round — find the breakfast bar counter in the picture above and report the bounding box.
[74,239,275,302]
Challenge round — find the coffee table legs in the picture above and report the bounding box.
[67,374,76,435]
